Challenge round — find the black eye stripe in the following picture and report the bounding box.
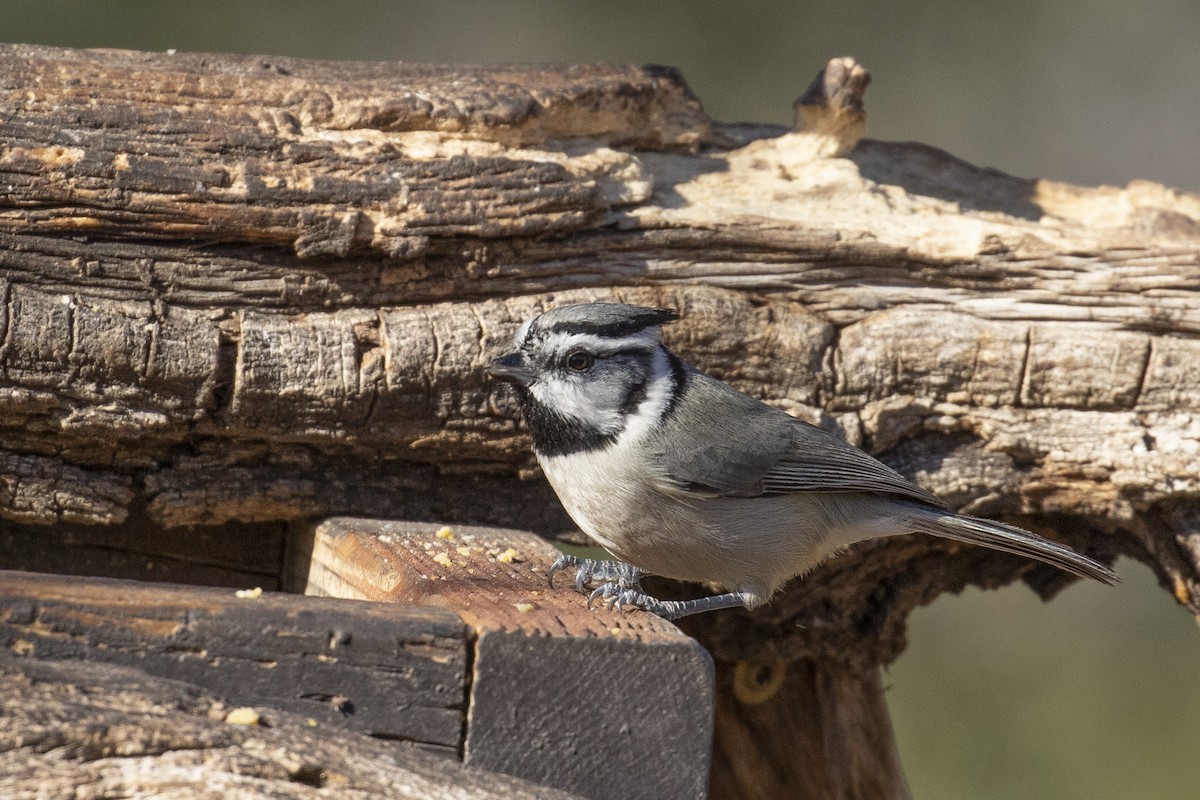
[621,378,649,414]
[553,345,653,368]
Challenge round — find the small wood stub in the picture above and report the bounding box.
[290,518,715,800]
[0,569,469,754]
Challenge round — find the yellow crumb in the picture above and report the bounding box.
[456,545,473,557]
[433,552,454,568]
[514,602,535,613]
[495,548,520,564]
[435,526,454,540]
[610,627,621,636]
[225,707,261,726]
[235,587,263,599]
[307,718,318,727]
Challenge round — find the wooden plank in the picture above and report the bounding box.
[289,518,714,800]
[0,570,468,752]
[0,655,586,800]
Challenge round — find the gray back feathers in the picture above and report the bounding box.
[650,369,948,508]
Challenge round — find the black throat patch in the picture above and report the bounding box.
[513,388,618,457]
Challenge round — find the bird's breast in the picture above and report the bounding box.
[537,445,671,557]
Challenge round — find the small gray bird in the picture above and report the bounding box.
[486,303,1117,619]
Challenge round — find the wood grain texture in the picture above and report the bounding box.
[0,655,583,800]
[0,570,468,751]
[710,659,909,800]
[292,519,713,800]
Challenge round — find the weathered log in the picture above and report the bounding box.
[0,654,583,800]
[0,569,469,752]
[1,44,1198,799]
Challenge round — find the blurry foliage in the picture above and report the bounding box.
[887,563,1200,799]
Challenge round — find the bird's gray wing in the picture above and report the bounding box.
[650,371,948,509]
[760,422,949,509]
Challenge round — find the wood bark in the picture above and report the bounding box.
[0,654,583,800]
[2,45,1199,798]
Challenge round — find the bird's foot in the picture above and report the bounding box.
[586,584,685,619]
[547,553,645,593]
[549,554,756,620]
[587,585,757,621]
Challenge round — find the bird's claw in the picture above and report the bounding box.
[547,554,645,593]
[586,583,687,620]
[550,554,694,619]
[550,554,750,620]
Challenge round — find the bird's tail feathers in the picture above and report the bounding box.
[905,509,1118,585]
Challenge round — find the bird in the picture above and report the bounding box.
[485,302,1118,620]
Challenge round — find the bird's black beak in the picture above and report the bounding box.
[486,352,534,387]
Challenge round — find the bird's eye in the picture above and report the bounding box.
[565,350,594,371]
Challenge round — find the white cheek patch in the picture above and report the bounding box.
[530,378,625,435]
[616,348,674,445]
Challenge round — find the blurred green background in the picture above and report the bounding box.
[7,2,1198,797]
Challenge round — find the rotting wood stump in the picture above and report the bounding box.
[0,44,1198,800]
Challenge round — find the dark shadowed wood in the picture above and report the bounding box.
[0,655,584,800]
[290,518,714,800]
[0,514,287,587]
[710,658,910,800]
[0,569,468,752]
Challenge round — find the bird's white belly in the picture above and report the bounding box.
[538,448,662,558]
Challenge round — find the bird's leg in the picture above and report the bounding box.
[547,553,646,594]
[549,553,755,620]
[587,587,756,620]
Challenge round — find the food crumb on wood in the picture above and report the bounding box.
[456,545,474,556]
[225,707,261,726]
[435,526,455,540]
[514,602,535,613]
[495,547,521,564]
[235,587,263,599]
[433,552,454,568]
